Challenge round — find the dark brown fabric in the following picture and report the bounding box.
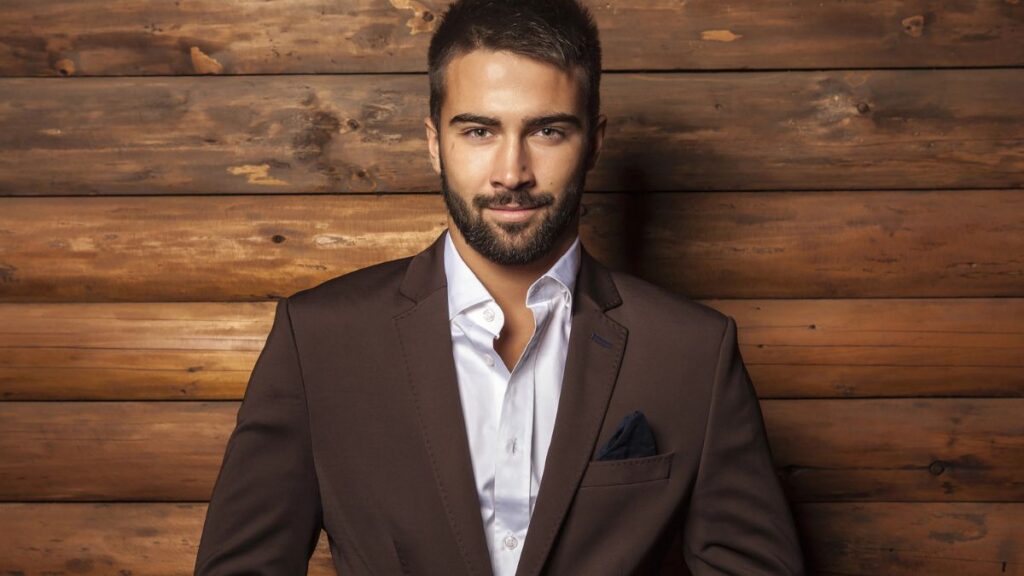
[194,230,805,575]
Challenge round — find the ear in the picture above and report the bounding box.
[425,116,442,175]
[585,114,607,172]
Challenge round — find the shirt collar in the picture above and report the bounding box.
[443,228,581,322]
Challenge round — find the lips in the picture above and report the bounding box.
[489,203,541,210]
[486,204,541,222]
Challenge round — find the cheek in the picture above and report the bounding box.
[445,143,493,187]
[533,148,585,188]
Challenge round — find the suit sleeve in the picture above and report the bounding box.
[682,315,805,575]
[194,297,323,575]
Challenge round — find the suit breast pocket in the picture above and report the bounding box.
[579,451,674,488]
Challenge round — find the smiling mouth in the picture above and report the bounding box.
[486,204,542,223]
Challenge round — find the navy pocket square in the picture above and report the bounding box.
[596,410,657,461]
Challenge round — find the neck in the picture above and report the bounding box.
[446,217,578,312]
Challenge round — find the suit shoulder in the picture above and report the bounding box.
[608,270,731,336]
[284,254,413,311]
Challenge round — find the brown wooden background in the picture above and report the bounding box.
[1,1,1022,574]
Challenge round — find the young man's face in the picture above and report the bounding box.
[425,49,605,266]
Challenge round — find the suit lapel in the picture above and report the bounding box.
[393,230,494,576]
[514,245,627,576]
[393,230,627,576]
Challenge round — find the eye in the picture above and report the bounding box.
[463,128,491,139]
[536,127,565,140]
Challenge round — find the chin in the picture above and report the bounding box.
[490,218,535,236]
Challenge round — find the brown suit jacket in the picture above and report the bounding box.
[194,230,804,575]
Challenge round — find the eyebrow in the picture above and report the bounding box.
[448,113,583,131]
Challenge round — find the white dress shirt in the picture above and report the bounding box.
[443,229,581,576]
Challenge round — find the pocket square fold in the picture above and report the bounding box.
[595,410,657,461]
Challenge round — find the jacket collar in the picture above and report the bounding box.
[442,229,582,322]
[399,228,621,313]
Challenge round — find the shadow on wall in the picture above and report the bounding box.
[617,159,654,279]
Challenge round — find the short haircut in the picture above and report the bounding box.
[427,0,602,134]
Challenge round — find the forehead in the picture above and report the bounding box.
[442,49,583,120]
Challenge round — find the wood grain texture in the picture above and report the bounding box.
[0,503,336,575]
[1,191,1022,301]
[629,191,1024,299]
[0,502,1018,575]
[713,299,1024,398]
[763,399,1024,502]
[2,70,1022,194]
[1,0,1021,76]
[0,194,448,302]
[1,399,1021,501]
[0,402,235,501]
[0,302,271,400]
[797,502,1022,575]
[2,299,1021,400]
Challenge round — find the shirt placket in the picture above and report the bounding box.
[492,297,553,567]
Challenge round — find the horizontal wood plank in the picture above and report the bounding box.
[2,70,1022,194]
[763,399,1024,502]
[1,399,1021,501]
[714,299,1024,398]
[0,502,1018,575]
[1,191,1022,301]
[2,299,1021,400]
[0,194,446,302]
[0,402,235,501]
[0,302,270,400]
[797,502,1022,575]
[0,503,336,575]
[1,0,1021,76]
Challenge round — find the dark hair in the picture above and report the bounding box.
[427,0,602,134]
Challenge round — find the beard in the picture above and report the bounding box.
[439,152,588,266]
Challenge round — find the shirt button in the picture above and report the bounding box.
[483,354,495,367]
[503,534,518,550]
[483,307,495,322]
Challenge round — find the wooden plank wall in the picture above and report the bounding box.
[1,1,1022,573]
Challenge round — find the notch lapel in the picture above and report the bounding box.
[515,246,628,576]
[394,231,493,576]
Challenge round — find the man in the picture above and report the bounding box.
[194,0,805,574]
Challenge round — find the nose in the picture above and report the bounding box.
[491,136,535,191]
